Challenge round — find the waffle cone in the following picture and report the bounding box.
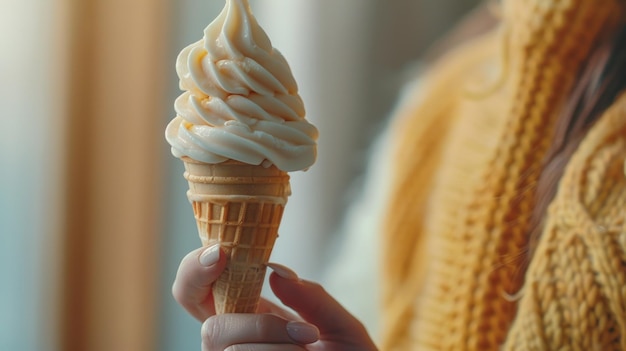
[182,157,291,314]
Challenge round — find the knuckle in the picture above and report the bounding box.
[307,280,329,300]
[255,314,279,336]
[304,281,329,315]
[201,316,222,347]
[307,281,325,293]
[171,253,197,299]
[171,281,182,303]
[171,281,189,309]
[171,279,192,309]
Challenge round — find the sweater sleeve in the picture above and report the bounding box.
[503,94,626,350]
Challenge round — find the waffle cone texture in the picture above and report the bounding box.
[182,157,291,314]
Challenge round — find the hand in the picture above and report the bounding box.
[172,245,378,350]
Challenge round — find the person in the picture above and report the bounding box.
[172,0,626,350]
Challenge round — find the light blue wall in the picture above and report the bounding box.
[0,0,61,349]
[0,159,44,351]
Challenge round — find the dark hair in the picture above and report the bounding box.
[527,23,626,259]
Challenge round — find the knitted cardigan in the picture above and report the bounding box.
[380,1,626,350]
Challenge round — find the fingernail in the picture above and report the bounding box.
[199,244,220,267]
[286,321,319,344]
[267,262,299,281]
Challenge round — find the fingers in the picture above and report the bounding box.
[256,298,301,322]
[201,314,319,350]
[268,263,377,350]
[172,244,227,321]
[268,263,359,331]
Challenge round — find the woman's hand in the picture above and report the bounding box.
[172,245,378,350]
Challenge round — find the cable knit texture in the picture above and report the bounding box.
[381,0,626,349]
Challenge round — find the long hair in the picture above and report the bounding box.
[527,23,626,259]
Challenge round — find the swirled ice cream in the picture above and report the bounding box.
[166,0,318,172]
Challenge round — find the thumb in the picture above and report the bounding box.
[267,263,376,348]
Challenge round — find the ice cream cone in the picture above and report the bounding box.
[182,156,291,314]
[166,0,317,313]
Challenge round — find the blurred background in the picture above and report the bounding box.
[0,0,480,350]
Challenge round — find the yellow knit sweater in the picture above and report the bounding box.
[381,1,626,350]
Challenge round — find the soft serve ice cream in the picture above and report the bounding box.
[166,0,318,172]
